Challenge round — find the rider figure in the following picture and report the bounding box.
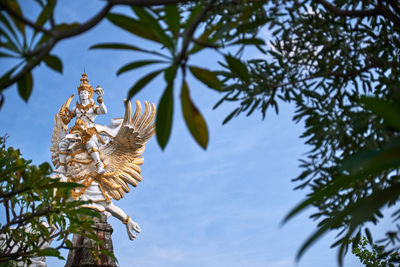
[56,73,107,174]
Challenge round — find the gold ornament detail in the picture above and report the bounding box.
[123,216,130,225]
[77,72,94,98]
[59,94,75,125]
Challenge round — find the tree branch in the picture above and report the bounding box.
[316,0,400,28]
[0,186,29,199]
[387,0,400,16]
[378,2,400,28]
[0,0,209,91]
[316,0,380,17]
[269,62,383,91]
[0,39,55,90]
[55,3,113,40]
[4,198,10,224]
[0,2,112,90]
[0,2,52,35]
[177,0,216,63]
[0,206,57,234]
[109,0,192,5]
[328,62,383,78]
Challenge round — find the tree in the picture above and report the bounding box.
[0,136,109,265]
[351,236,400,267]
[1,0,400,265]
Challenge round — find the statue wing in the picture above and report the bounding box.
[99,100,156,200]
[50,95,74,167]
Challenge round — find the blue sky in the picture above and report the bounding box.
[0,1,385,266]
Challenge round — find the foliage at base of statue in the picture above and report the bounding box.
[0,136,112,265]
[352,237,400,267]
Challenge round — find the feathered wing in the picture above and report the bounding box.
[50,99,71,168]
[99,100,156,200]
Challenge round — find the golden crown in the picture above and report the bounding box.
[77,73,94,98]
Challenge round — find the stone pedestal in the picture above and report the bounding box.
[65,213,117,267]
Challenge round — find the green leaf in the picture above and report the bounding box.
[156,83,173,149]
[156,65,177,149]
[230,38,265,46]
[117,60,165,76]
[236,17,271,34]
[43,54,63,73]
[39,181,83,190]
[165,5,180,35]
[33,0,56,38]
[73,207,101,217]
[100,249,118,262]
[284,137,400,229]
[188,20,225,55]
[164,64,178,85]
[180,80,209,149]
[131,7,174,51]
[0,28,20,53]
[17,72,33,102]
[1,41,20,53]
[184,4,203,29]
[0,51,18,58]
[90,43,142,51]
[0,13,18,41]
[360,96,400,130]
[127,69,163,100]
[224,54,250,83]
[365,228,373,244]
[222,108,239,125]
[189,66,222,91]
[37,247,61,257]
[90,42,169,59]
[341,137,400,174]
[296,222,331,261]
[6,0,25,36]
[106,13,160,44]
[350,184,400,228]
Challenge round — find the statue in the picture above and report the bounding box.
[50,73,156,241]
[56,73,108,174]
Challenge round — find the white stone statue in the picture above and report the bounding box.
[56,73,108,174]
[50,73,156,240]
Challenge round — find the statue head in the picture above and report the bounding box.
[77,73,94,101]
[68,119,91,145]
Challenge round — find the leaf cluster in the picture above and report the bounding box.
[0,136,107,265]
[351,236,400,267]
[209,0,400,263]
[91,1,267,149]
[0,0,63,101]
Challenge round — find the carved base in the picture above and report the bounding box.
[65,213,117,267]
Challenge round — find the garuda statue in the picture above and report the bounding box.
[50,73,156,240]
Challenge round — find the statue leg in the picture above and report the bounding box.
[86,139,105,174]
[103,202,141,240]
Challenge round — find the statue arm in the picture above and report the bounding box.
[104,202,141,240]
[95,86,107,115]
[95,101,107,115]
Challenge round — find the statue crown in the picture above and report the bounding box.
[77,72,94,98]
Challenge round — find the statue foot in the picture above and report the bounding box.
[95,161,105,174]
